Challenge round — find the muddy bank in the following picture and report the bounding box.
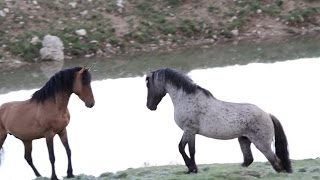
[0,0,320,70]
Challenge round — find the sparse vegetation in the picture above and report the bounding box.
[0,0,319,63]
[33,158,320,180]
[282,7,320,25]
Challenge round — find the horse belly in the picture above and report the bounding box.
[198,120,244,140]
[2,103,44,140]
[7,118,45,140]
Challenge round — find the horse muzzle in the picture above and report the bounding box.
[85,101,95,108]
[147,103,157,111]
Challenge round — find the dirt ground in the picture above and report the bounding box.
[0,0,319,70]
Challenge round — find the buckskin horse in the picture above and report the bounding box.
[145,68,292,174]
[0,67,95,179]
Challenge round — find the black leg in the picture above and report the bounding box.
[188,134,197,173]
[179,137,191,170]
[46,135,58,180]
[23,140,41,177]
[179,132,197,173]
[58,129,74,178]
[238,136,254,167]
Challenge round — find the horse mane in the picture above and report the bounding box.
[154,68,214,98]
[31,67,91,103]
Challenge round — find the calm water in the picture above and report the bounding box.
[0,35,320,179]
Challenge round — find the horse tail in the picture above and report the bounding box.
[270,114,292,173]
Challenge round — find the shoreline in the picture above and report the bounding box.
[1,0,319,71]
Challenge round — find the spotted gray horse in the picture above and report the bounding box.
[145,68,292,173]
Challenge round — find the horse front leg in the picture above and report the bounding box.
[179,131,197,173]
[23,140,41,177]
[58,128,74,178]
[0,132,7,165]
[46,133,58,180]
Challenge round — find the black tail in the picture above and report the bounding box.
[270,114,292,173]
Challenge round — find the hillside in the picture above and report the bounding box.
[0,0,320,68]
[34,158,320,180]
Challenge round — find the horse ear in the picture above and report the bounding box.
[79,67,86,74]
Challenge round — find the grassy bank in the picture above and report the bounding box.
[1,0,320,63]
[34,158,320,180]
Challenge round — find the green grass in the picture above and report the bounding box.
[282,7,320,25]
[34,158,320,180]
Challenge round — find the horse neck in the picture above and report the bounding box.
[165,83,191,106]
[49,91,72,110]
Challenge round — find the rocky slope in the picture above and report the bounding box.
[0,0,319,68]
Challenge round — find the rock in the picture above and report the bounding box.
[117,0,124,13]
[3,8,9,13]
[75,29,87,36]
[69,2,77,8]
[231,29,239,36]
[30,36,40,45]
[106,43,112,48]
[80,10,88,16]
[89,40,98,43]
[229,16,237,22]
[117,0,124,8]
[40,35,64,61]
[0,10,6,17]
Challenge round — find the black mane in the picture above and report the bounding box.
[31,67,91,103]
[153,68,214,98]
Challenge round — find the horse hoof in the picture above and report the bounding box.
[67,174,75,178]
[242,163,250,167]
[186,168,198,174]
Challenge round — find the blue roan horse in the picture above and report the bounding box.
[146,68,292,173]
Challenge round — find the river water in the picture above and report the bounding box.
[0,35,320,179]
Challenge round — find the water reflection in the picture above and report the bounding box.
[0,58,319,179]
[1,34,320,94]
[40,60,64,79]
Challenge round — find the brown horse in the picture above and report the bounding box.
[0,67,95,180]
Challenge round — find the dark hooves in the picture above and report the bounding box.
[242,162,250,167]
[186,168,198,174]
[67,174,75,178]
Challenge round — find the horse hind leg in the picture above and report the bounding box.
[23,140,41,177]
[238,136,253,167]
[252,140,283,172]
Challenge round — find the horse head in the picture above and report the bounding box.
[146,70,167,110]
[73,67,95,108]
